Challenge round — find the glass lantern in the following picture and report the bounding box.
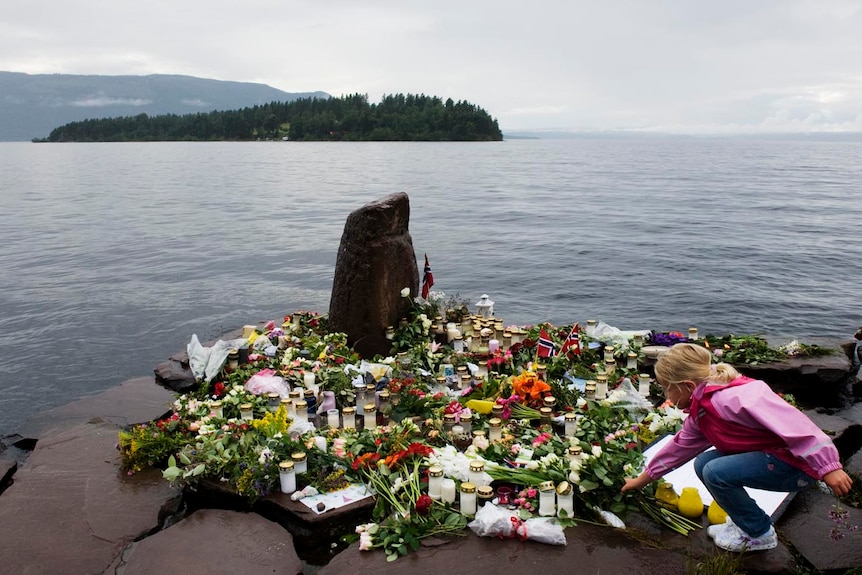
[475,294,495,319]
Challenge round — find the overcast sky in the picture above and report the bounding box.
[3,0,862,133]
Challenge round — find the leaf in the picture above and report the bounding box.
[162,467,181,481]
[387,553,399,562]
[179,452,192,466]
[167,455,176,468]
[579,479,599,492]
[192,463,206,476]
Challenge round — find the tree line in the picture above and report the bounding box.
[41,93,503,142]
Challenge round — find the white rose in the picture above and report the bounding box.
[569,458,582,472]
[400,287,410,298]
[591,445,603,458]
[568,470,581,484]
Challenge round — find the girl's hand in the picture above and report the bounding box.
[823,469,853,497]
[621,472,652,493]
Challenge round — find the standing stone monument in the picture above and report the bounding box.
[328,193,419,358]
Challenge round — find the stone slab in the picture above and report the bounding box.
[117,508,303,575]
[0,420,180,575]
[18,376,174,438]
[778,486,862,571]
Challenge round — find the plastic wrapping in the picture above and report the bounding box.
[186,334,247,382]
[468,503,567,545]
[244,369,290,397]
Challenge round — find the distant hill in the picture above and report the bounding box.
[0,72,329,141]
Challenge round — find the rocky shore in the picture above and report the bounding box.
[2,347,861,575]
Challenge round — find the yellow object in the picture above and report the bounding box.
[707,500,729,525]
[465,399,495,415]
[677,487,705,519]
[655,482,679,510]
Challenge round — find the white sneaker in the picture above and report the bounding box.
[714,524,778,552]
[708,517,735,540]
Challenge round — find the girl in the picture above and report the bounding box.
[621,343,852,552]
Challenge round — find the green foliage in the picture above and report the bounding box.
[45,93,503,142]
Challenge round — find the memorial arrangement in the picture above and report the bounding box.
[118,289,825,560]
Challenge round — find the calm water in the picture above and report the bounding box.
[1,138,860,435]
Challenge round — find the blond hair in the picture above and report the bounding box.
[654,342,740,386]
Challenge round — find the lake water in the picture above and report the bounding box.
[1,138,860,436]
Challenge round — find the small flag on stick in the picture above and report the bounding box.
[537,327,556,358]
[421,253,434,299]
[560,323,581,356]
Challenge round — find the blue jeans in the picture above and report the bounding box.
[694,450,815,537]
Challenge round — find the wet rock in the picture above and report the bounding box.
[0,419,180,574]
[116,508,303,575]
[17,375,174,439]
[740,354,853,408]
[323,525,692,575]
[778,486,862,571]
[328,193,419,358]
[0,459,15,492]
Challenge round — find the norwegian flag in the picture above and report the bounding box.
[560,323,581,356]
[421,253,434,299]
[537,327,556,358]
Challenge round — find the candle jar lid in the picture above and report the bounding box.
[556,481,573,496]
[294,400,307,409]
[596,374,608,383]
[365,383,376,392]
[303,389,315,397]
[460,481,476,493]
[239,403,252,409]
[363,403,376,413]
[342,406,356,415]
[471,430,486,438]
[210,400,222,407]
[477,485,495,498]
[428,465,444,477]
[491,405,504,415]
[539,407,553,417]
[538,480,555,492]
[585,380,597,391]
[627,351,637,358]
[587,319,597,326]
[568,445,583,456]
[460,374,471,383]
[267,391,280,399]
[536,364,547,372]
[460,412,472,422]
[291,452,307,462]
[443,413,457,422]
[289,390,302,399]
[488,417,502,428]
[469,460,485,472]
[378,390,391,400]
[564,412,577,421]
[457,365,467,373]
[543,396,556,407]
[228,349,239,358]
[279,460,295,471]
[279,398,291,406]
[435,376,447,384]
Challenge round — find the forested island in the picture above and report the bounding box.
[39,93,503,142]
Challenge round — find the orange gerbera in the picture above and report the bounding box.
[512,371,551,401]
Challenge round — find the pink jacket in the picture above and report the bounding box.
[646,376,843,481]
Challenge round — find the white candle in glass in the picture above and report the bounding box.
[460,483,477,516]
[428,466,444,499]
[627,352,638,370]
[586,320,597,338]
[278,461,296,494]
[293,400,308,423]
[239,403,254,421]
[638,374,651,397]
[210,401,223,419]
[596,376,608,399]
[488,339,500,354]
[342,407,356,430]
[564,413,578,437]
[291,452,307,474]
[557,483,574,517]
[488,418,502,442]
[441,478,457,504]
[363,404,377,431]
[327,408,340,428]
[538,482,556,516]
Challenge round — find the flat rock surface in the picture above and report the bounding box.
[117,508,303,575]
[17,376,174,438]
[779,486,862,571]
[0,419,180,575]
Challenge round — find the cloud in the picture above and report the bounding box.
[70,97,152,107]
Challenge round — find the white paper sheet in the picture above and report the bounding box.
[642,435,792,518]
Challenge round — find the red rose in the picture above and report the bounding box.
[415,494,433,516]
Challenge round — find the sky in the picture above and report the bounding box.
[3,0,862,134]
